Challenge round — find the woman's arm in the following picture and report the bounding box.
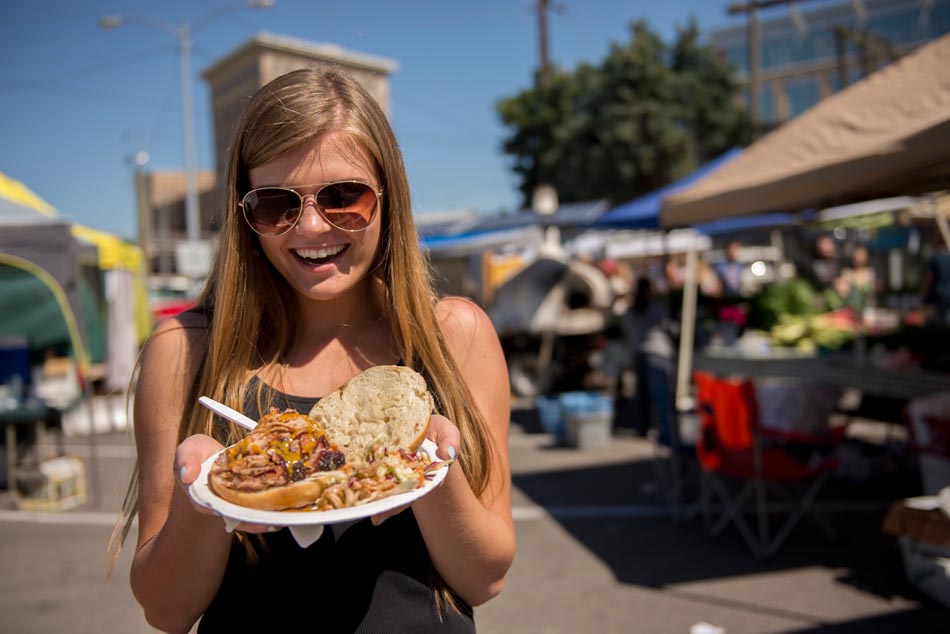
[129,314,233,633]
[410,297,515,606]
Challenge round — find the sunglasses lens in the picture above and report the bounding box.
[243,189,302,236]
[316,182,378,230]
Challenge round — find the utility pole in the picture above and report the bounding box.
[99,1,275,250]
[834,26,849,91]
[727,0,822,136]
[536,0,551,88]
[832,25,899,89]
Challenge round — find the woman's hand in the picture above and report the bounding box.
[370,414,460,526]
[174,434,278,534]
[426,414,461,463]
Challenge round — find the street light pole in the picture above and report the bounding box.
[177,22,200,242]
[99,1,274,246]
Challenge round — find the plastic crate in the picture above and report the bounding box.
[560,391,613,449]
[535,395,565,440]
[17,456,87,512]
[565,412,612,449]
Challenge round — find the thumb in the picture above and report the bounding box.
[175,434,223,486]
[427,414,461,462]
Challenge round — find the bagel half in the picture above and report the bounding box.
[308,365,434,464]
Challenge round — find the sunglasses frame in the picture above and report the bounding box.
[239,180,383,237]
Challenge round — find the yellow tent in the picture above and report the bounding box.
[0,172,58,216]
[70,225,152,344]
[0,171,152,345]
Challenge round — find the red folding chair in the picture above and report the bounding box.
[693,371,844,558]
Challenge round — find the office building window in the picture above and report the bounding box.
[785,75,821,118]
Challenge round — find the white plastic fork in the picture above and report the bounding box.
[198,396,258,431]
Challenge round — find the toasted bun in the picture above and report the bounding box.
[207,409,347,511]
[309,365,434,463]
[209,472,344,511]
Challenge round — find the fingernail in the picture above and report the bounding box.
[373,516,387,526]
[179,466,187,482]
[447,446,457,460]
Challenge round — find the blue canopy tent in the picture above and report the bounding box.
[695,211,803,236]
[419,199,609,257]
[594,148,743,229]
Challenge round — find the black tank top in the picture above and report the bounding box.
[197,381,475,633]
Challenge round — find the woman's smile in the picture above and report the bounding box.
[290,244,349,267]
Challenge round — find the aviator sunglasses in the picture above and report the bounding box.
[240,180,382,236]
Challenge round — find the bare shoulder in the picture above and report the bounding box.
[434,296,505,371]
[434,296,495,343]
[136,312,210,404]
[144,312,209,359]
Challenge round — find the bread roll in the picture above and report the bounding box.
[309,365,433,463]
[212,472,344,511]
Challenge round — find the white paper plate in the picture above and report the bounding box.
[189,439,449,528]
[903,496,940,511]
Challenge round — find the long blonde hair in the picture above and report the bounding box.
[111,68,497,612]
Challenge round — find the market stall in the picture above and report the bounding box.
[658,34,950,413]
[0,173,149,505]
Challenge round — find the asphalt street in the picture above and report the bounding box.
[0,403,946,633]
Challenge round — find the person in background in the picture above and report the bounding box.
[715,240,744,298]
[835,245,877,315]
[710,242,745,345]
[109,69,514,633]
[622,277,676,440]
[806,234,841,291]
[920,234,950,326]
[665,254,687,291]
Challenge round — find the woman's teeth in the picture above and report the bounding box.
[293,245,345,262]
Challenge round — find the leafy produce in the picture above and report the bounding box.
[770,308,858,351]
[745,277,856,350]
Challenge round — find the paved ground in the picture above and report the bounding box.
[0,402,946,633]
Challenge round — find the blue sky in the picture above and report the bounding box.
[1,1,765,240]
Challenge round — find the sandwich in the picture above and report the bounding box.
[207,365,436,512]
[207,408,348,511]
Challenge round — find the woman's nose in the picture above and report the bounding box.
[293,195,331,233]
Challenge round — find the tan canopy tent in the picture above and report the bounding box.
[661,33,950,228]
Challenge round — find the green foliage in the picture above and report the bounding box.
[496,19,751,208]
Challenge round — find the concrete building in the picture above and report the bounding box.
[139,32,398,279]
[708,0,950,127]
[202,32,399,183]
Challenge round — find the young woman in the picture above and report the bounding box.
[112,68,514,633]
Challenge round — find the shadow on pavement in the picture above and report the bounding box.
[510,405,946,629]
[771,606,947,633]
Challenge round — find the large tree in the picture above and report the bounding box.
[497,20,750,209]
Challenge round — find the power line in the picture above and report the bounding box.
[0,47,171,94]
[0,81,167,109]
[146,73,183,153]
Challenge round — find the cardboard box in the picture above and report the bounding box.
[882,499,950,608]
[17,456,87,512]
